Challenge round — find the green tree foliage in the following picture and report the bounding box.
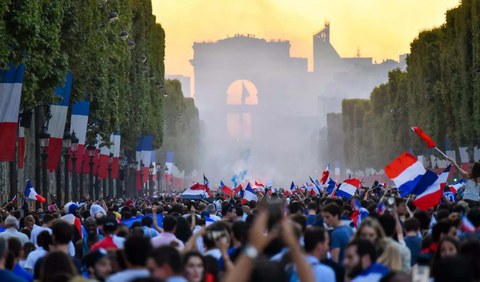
[338,0,480,169]
[158,79,200,174]
[1,0,177,151]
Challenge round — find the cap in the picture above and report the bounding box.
[4,216,18,228]
[64,202,79,214]
[83,249,108,268]
[103,215,118,229]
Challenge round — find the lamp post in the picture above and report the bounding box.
[108,153,113,198]
[156,164,162,194]
[70,132,79,202]
[87,144,96,201]
[39,126,50,209]
[139,160,144,197]
[149,163,154,198]
[62,130,72,205]
[128,160,137,198]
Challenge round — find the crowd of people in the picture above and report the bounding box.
[0,159,479,282]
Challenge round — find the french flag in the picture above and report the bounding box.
[385,152,426,197]
[449,179,466,194]
[309,176,321,195]
[336,178,361,199]
[411,127,437,148]
[350,198,369,228]
[413,166,449,211]
[242,183,257,203]
[46,73,72,171]
[461,215,476,233]
[140,135,153,184]
[220,181,233,196]
[320,164,330,185]
[70,101,90,173]
[326,178,336,194]
[110,133,121,179]
[24,179,46,203]
[190,182,209,191]
[0,63,25,161]
[18,126,25,169]
[254,181,265,191]
[97,140,111,179]
[234,184,243,194]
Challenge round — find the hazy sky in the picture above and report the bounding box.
[152,0,459,77]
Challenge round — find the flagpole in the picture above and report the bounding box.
[434,147,448,159]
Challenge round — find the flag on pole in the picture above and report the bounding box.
[449,179,466,194]
[220,181,233,196]
[385,152,426,197]
[242,183,257,203]
[24,179,46,203]
[234,184,243,194]
[336,178,360,199]
[97,140,111,179]
[411,127,437,148]
[111,132,121,179]
[0,63,25,161]
[413,166,449,210]
[70,101,90,173]
[326,178,336,194]
[18,126,26,169]
[309,176,322,195]
[47,73,72,171]
[320,164,330,185]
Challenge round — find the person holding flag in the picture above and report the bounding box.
[447,157,480,207]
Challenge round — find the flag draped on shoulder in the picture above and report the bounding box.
[385,152,426,197]
[0,63,25,161]
[24,179,46,203]
[411,127,437,148]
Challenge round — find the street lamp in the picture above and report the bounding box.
[108,152,113,198]
[156,164,162,193]
[70,131,79,202]
[120,30,129,40]
[108,11,119,23]
[128,160,138,198]
[61,130,72,204]
[139,160,145,197]
[87,144,96,200]
[148,163,154,198]
[39,126,50,208]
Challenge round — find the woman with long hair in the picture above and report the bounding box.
[448,158,480,207]
[183,251,206,282]
[354,217,386,245]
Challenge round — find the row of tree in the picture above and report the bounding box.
[337,0,480,170]
[1,0,167,149]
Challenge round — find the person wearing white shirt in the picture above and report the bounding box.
[30,213,54,247]
[0,216,29,245]
[24,230,51,271]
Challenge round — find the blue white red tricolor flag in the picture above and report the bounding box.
[0,63,25,161]
[385,152,426,197]
[412,166,449,211]
[336,178,361,199]
[24,179,46,203]
[449,179,466,194]
[242,183,257,203]
[220,181,233,196]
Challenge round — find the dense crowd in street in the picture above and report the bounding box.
[0,158,479,282]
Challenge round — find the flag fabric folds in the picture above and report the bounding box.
[337,178,360,199]
[385,152,426,197]
[242,183,257,203]
[411,127,437,148]
[326,178,336,194]
[461,215,476,233]
[0,63,25,161]
[449,179,466,194]
[413,166,449,211]
[18,126,25,169]
[24,179,46,203]
[70,101,90,173]
[220,181,233,196]
[320,164,330,185]
[47,73,72,171]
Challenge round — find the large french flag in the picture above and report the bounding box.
[242,183,257,203]
[0,63,25,161]
[336,178,360,199]
[385,152,426,197]
[18,126,26,169]
[70,101,90,173]
[413,166,449,211]
[141,135,153,183]
[46,73,72,171]
[111,132,121,179]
